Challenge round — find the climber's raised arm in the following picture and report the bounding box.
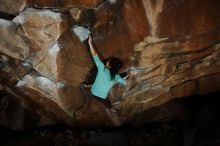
[88,35,104,69]
[88,35,97,56]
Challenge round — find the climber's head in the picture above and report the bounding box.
[105,57,123,80]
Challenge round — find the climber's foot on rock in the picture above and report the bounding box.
[82,82,92,88]
[110,108,117,113]
[106,108,118,117]
[80,82,92,91]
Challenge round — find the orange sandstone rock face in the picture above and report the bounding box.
[0,0,101,15]
[0,0,220,129]
[27,0,102,8]
[0,0,27,15]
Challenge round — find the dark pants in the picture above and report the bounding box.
[92,95,112,109]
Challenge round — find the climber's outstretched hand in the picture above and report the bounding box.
[88,34,92,45]
[88,34,97,56]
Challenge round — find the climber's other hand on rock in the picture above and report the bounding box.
[123,71,130,80]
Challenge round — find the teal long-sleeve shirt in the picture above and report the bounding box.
[91,55,127,99]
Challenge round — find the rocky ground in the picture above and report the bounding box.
[0,92,219,146]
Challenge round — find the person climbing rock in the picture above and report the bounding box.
[82,34,129,113]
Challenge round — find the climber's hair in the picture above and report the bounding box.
[104,57,123,80]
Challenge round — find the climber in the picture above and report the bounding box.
[82,34,129,112]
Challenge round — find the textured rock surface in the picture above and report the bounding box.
[27,0,102,8]
[0,0,220,129]
[0,0,27,15]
